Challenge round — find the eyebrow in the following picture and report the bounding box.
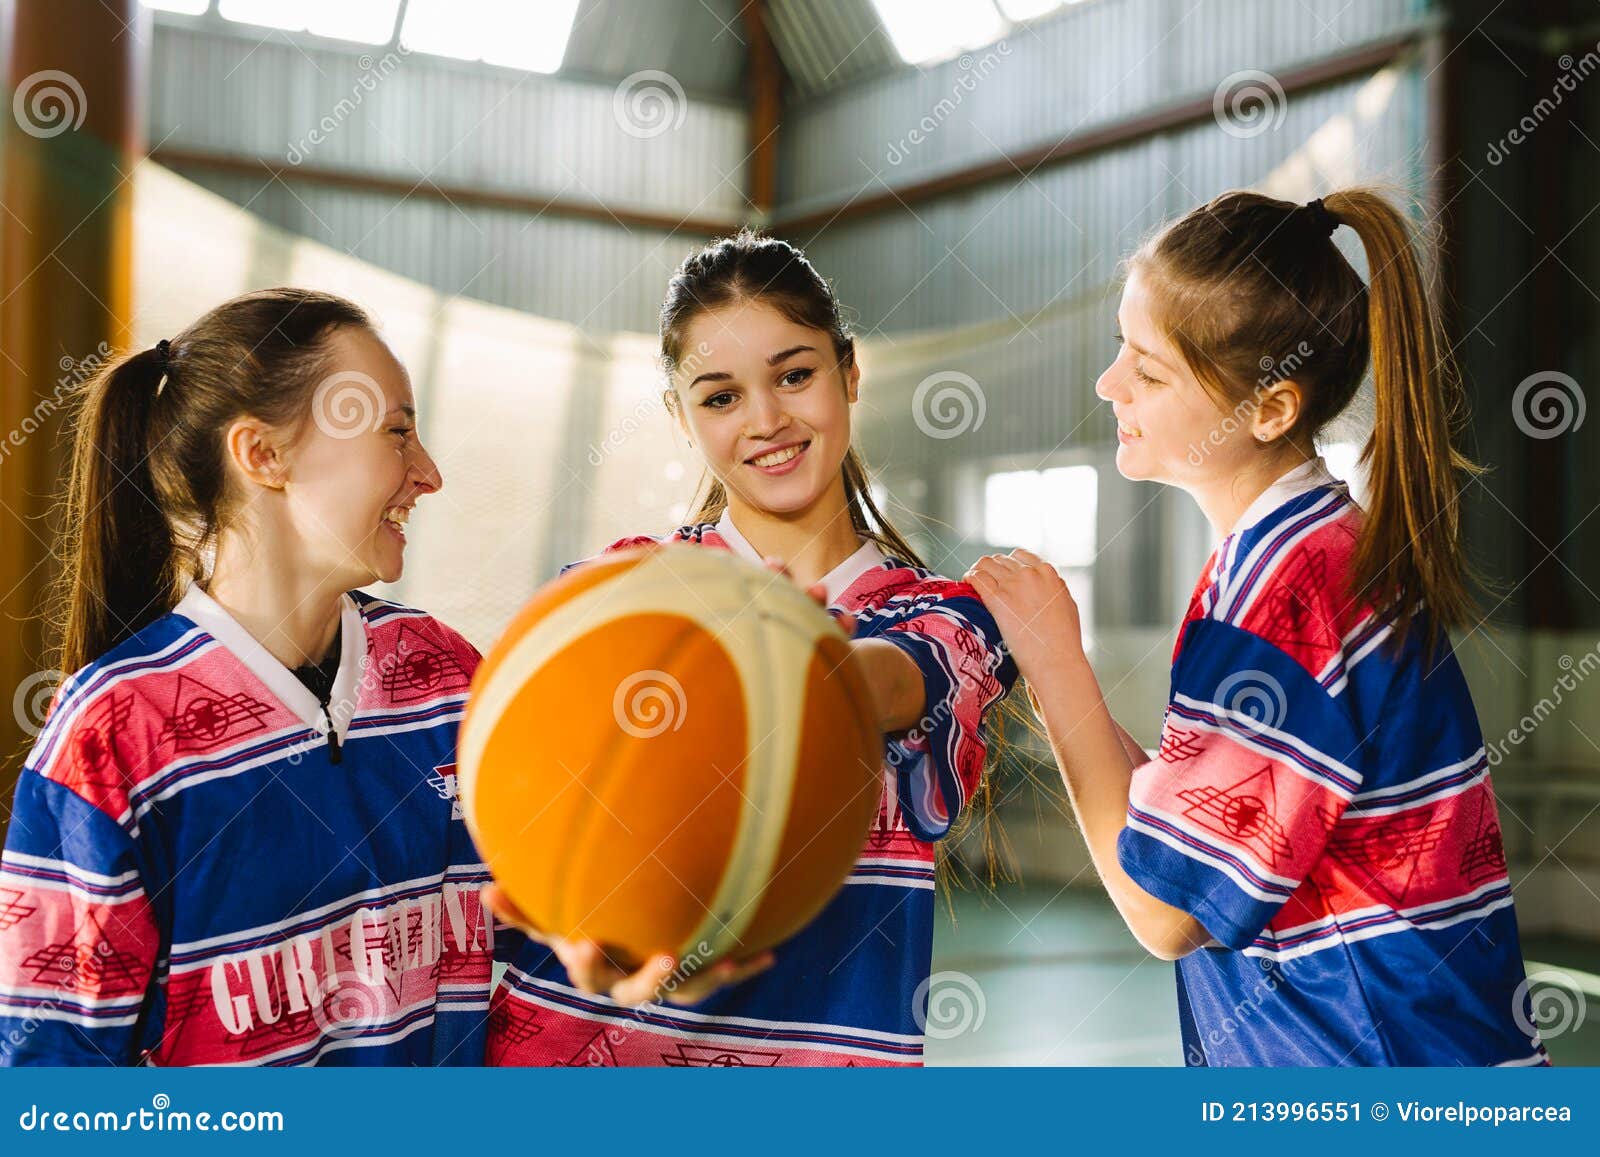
[688,345,818,390]
[385,406,416,420]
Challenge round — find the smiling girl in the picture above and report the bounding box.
[485,230,1017,1067]
[969,190,1546,1066]
[0,289,494,1066]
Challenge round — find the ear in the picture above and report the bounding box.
[844,356,861,404]
[223,417,289,491]
[665,386,693,444]
[1250,380,1304,443]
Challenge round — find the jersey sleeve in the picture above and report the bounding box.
[1117,617,1366,949]
[0,766,160,1066]
[873,580,1018,842]
[557,535,663,578]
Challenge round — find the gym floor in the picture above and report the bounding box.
[927,884,1600,1066]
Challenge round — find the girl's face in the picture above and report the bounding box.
[671,299,859,518]
[281,327,442,588]
[1095,269,1259,488]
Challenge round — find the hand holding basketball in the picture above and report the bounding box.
[483,885,775,1006]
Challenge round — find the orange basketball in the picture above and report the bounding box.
[457,544,884,967]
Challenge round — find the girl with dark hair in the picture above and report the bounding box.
[969,190,1546,1066]
[0,289,494,1066]
[485,230,1018,1067]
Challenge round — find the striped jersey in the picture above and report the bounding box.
[1118,459,1546,1066]
[488,511,1017,1066]
[0,584,495,1066]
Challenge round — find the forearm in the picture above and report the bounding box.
[850,638,927,733]
[1026,656,1209,960]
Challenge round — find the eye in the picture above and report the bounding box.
[1112,330,1125,345]
[1133,364,1162,386]
[779,367,814,387]
[388,424,414,441]
[701,391,736,410]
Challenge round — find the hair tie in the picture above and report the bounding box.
[154,339,172,398]
[1301,197,1338,238]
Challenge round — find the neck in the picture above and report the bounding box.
[207,530,346,669]
[722,475,861,590]
[1188,447,1314,538]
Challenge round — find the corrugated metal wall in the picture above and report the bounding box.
[149,19,748,332]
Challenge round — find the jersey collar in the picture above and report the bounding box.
[713,509,886,606]
[173,583,368,743]
[1230,455,1341,538]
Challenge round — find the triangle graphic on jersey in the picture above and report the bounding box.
[0,887,38,931]
[383,625,471,703]
[1459,791,1508,885]
[1159,727,1205,763]
[561,1027,620,1066]
[1325,807,1450,906]
[20,910,148,995]
[1178,763,1293,868]
[427,762,464,820]
[159,674,272,753]
[487,999,544,1046]
[660,1041,784,1066]
[1256,548,1333,652]
[64,692,131,790]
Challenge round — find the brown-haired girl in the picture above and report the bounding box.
[0,289,495,1065]
[969,190,1547,1066]
[485,230,1017,1067]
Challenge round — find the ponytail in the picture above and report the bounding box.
[55,348,180,674]
[1323,190,1479,646]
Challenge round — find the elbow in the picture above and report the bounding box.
[1132,916,1209,962]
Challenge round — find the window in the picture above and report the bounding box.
[400,0,580,74]
[871,0,1084,66]
[143,0,210,13]
[982,464,1098,649]
[218,0,402,44]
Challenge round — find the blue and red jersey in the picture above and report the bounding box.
[0,585,495,1066]
[487,513,1017,1066]
[1118,460,1546,1066]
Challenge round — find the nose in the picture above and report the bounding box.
[742,386,789,440]
[407,436,443,496]
[1095,351,1131,404]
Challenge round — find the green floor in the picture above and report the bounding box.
[926,882,1600,1066]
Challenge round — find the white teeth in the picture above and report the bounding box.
[1118,421,1143,438]
[383,507,410,528]
[752,444,804,468]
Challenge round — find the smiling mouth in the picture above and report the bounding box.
[746,440,810,468]
[1117,420,1143,439]
[381,505,411,539]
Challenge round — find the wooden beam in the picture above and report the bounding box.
[149,145,745,238]
[743,0,784,222]
[775,32,1424,234]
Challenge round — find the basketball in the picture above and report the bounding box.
[457,544,884,968]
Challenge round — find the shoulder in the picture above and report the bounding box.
[1209,488,1369,683]
[350,590,482,677]
[24,610,204,821]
